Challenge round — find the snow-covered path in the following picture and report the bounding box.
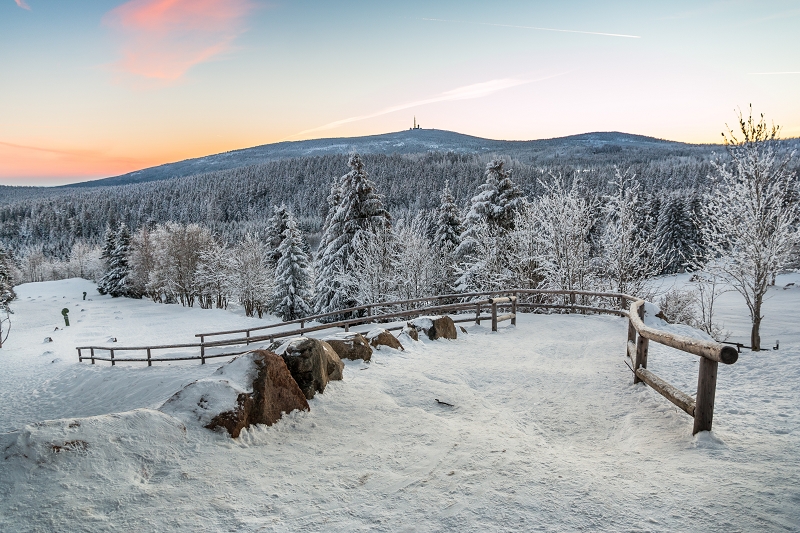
[1,279,799,532]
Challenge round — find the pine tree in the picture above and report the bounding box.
[434,181,463,250]
[265,204,291,267]
[97,224,117,295]
[314,154,391,317]
[98,223,133,297]
[271,214,314,321]
[654,194,694,274]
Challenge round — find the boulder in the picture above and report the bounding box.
[280,337,344,399]
[160,350,309,438]
[322,332,373,361]
[410,315,458,340]
[402,325,419,342]
[366,328,404,351]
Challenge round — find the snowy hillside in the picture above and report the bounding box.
[1,277,799,531]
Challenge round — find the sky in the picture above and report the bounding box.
[1,0,799,186]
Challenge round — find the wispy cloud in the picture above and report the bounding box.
[748,71,800,75]
[423,18,640,39]
[292,74,565,138]
[14,0,31,10]
[103,0,255,80]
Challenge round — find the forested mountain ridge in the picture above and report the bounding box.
[64,129,711,189]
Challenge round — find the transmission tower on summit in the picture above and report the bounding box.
[411,116,421,130]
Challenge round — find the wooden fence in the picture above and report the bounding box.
[626,299,738,434]
[76,289,632,367]
[76,288,737,433]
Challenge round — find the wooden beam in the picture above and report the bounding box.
[635,368,696,417]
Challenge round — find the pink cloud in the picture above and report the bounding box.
[103,0,255,80]
[15,0,31,10]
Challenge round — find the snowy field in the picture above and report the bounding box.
[1,277,799,532]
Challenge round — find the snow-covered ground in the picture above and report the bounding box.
[1,277,799,532]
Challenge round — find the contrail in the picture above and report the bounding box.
[422,17,640,39]
[748,71,800,75]
[290,73,566,139]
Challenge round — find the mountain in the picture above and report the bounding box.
[66,129,695,189]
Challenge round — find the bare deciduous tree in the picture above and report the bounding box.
[702,108,799,350]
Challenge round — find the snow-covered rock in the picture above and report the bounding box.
[410,315,457,340]
[322,332,373,361]
[159,351,309,437]
[366,327,404,351]
[279,337,344,399]
[1,409,186,465]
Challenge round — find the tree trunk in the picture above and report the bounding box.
[751,298,762,351]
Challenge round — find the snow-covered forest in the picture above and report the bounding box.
[1,116,798,350]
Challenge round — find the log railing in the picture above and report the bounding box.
[626,299,739,434]
[75,289,739,433]
[76,289,636,367]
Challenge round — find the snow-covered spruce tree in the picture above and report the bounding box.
[265,204,291,268]
[0,245,16,348]
[314,154,391,318]
[597,169,660,301]
[271,214,314,321]
[97,224,117,295]
[530,175,598,296]
[98,223,133,298]
[455,160,524,293]
[230,234,273,318]
[701,109,800,350]
[433,182,463,295]
[654,192,694,274]
[434,181,463,250]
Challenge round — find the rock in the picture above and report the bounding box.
[160,350,309,438]
[366,328,404,351]
[402,325,419,341]
[322,332,373,361]
[280,337,344,399]
[410,315,458,340]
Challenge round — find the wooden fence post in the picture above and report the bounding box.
[693,357,718,434]
[569,291,576,313]
[110,349,115,367]
[511,294,517,326]
[633,304,648,384]
[491,300,498,332]
[90,348,95,365]
[245,331,250,345]
[627,314,637,359]
[147,348,152,367]
[77,348,82,363]
[475,303,481,325]
[200,337,205,364]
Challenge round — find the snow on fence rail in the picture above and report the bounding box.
[75,289,737,433]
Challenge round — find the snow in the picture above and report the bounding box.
[1,277,799,531]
